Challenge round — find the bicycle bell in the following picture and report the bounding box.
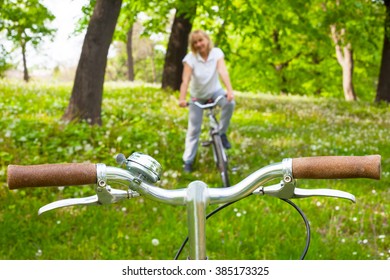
[116,152,162,184]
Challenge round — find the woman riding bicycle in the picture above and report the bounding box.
[178,29,235,173]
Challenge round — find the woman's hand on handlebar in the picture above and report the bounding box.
[179,99,187,108]
[226,90,234,102]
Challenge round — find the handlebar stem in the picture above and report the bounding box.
[186,181,209,260]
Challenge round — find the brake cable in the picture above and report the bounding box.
[174,195,311,260]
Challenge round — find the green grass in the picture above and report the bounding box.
[0,79,389,260]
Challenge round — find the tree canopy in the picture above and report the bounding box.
[1,0,389,102]
[0,0,56,81]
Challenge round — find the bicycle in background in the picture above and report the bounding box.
[191,95,230,187]
[7,153,381,260]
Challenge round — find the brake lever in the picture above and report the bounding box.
[253,178,356,203]
[38,195,99,215]
[292,187,355,202]
[38,184,140,215]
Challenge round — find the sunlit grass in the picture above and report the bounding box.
[0,79,388,260]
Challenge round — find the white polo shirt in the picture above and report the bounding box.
[183,47,224,99]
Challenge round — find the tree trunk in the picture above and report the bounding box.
[376,0,390,103]
[330,25,357,101]
[161,5,195,91]
[21,42,29,82]
[340,44,356,101]
[62,0,122,125]
[126,25,134,81]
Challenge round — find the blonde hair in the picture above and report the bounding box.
[189,30,214,54]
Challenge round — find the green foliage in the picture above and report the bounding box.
[0,46,12,77]
[0,0,387,99]
[73,0,95,35]
[0,0,56,47]
[0,80,388,260]
[188,0,385,100]
[0,0,56,80]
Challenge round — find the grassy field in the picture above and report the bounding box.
[0,80,388,260]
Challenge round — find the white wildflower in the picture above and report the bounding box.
[35,249,43,257]
[152,239,159,246]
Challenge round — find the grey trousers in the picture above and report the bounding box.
[182,89,235,164]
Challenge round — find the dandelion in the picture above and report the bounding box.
[116,136,123,143]
[121,207,127,212]
[316,201,322,207]
[335,206,340,211]
[56,220,61,225]
[236,212,242,217]
[152,239,159,246]
[84,143,93,152]
[341,238,346,243]
[352,217,358,222]
[35,249,42,257]
[371,189,377,194]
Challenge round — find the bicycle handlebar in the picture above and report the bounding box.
[6,154,381,261]
[190,95,225,109]
[7,155,381,190]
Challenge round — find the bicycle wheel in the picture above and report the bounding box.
[211,134,230,187]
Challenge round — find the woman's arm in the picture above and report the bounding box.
[179,62,192,107]
[217,58,234,101]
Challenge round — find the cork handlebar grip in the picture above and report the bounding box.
[292,155,381,180]
[7,163,97,189]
